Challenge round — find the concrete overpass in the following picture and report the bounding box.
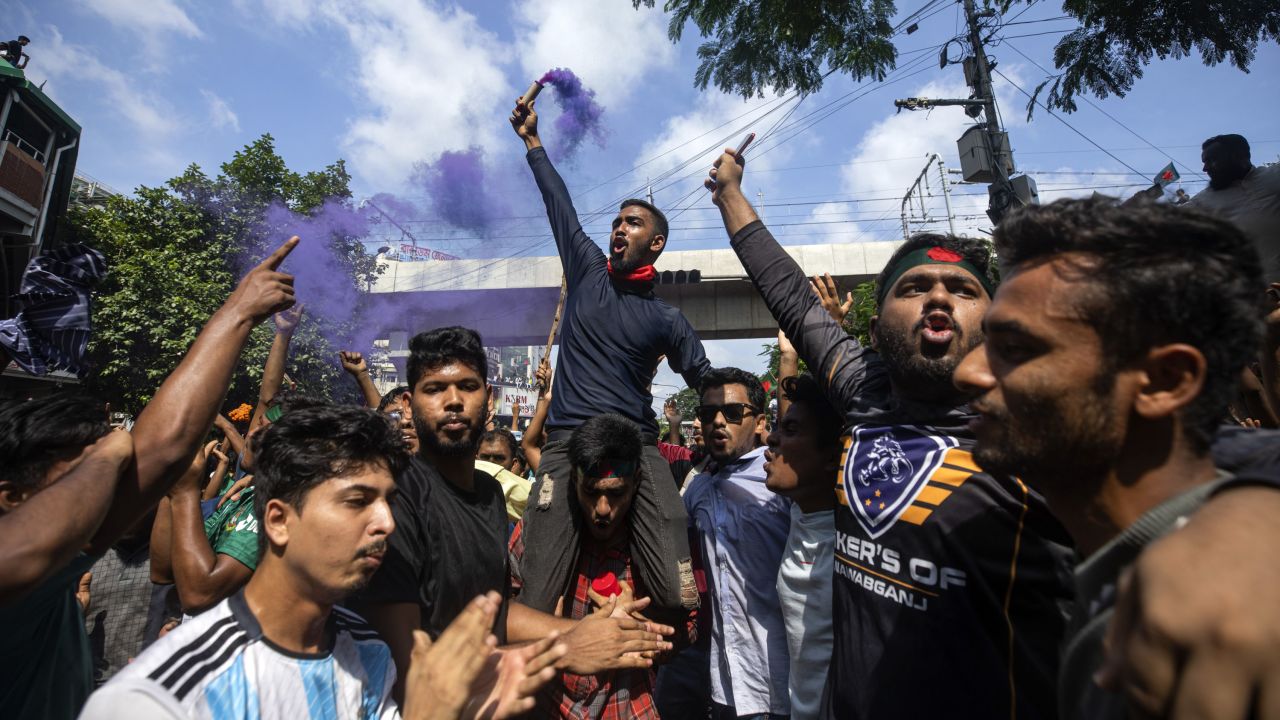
[365,240,903,357]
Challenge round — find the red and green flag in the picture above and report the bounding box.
[1153,162,1180,187]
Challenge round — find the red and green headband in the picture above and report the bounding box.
[877,246,997,305]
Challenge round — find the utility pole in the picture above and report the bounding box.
[961,0,1017,223]
[647,177,654,205]
[757,191,765,221]
[894,0,1028,225]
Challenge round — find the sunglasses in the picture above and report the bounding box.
[696,403,759,424]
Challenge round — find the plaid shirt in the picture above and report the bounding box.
[510,522,675,720]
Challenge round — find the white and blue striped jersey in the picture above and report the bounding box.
[79,591,397,720]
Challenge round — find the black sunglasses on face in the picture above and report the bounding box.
[696,403,759,424]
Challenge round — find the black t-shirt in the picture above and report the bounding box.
[3,41,21,64]
[731,220,1076,720]
[361,456,510,642]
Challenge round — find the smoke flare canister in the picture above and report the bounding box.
[520,80,543,106]
[592,572,622,599]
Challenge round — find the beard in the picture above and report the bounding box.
[610,248,642,274]
[874,318,980,404]
[413,414,482,457]
[971,372,1122,492]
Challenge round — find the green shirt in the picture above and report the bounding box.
[204,487,260,571]
[0,553,97,720]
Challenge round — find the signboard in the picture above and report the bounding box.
[491,384,535,418]
[381,243,460,262]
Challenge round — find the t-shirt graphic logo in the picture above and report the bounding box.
[856,435,914,486]
[843,424,957,539]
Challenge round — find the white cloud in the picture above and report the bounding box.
[201,89,240,132]
[512,0,676,109]
[819,70,1036,242]
[633,91,797,209]
[81,0,202,39]
[29,26,181,141]
[243,0,510,187]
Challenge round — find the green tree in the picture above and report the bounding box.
[66,134,377,413]
[634,0,1278,112]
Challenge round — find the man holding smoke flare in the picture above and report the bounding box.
[509,95,708,619]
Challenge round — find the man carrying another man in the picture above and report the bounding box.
[509,96,709,619]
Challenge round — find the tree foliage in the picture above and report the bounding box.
[635,0,898,98]
[1021,0,1280,113]
[636,0,1278,112]
[64,135,377,413]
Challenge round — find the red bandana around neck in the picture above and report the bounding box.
[607,259,657,283]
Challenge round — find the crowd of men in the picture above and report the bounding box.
[0,92,1278,720]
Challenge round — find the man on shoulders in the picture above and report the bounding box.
[509,99,708,617]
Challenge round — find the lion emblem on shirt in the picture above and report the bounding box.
[856,435,914,486]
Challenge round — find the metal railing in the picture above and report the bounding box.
[2,130,44,163]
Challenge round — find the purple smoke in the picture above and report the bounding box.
[411,146,508,235]
[260,199,372,345]
[538,68,607,159]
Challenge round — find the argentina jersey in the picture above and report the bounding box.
[79,590,398,720]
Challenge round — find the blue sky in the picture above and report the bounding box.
[9,0,1280,401]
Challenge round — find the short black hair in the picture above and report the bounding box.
[252,404,409,556]
[378,386,409,413]
[406,326,488,389]
[1203,134,1250,159]
[568,414,645,487]
[479,428,518,457]
[875,232,998,307]
[699,366,767,414]
[0,394,110,490]
[620,199,669,243]
[266,390,325,417]
[995,196,1263,452]
[17,36,29,44]
[780,374,844,447]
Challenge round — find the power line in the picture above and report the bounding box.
[1000,40,1208,181]
[991,67,1148,178]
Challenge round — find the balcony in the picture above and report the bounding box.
[0,131,45,234]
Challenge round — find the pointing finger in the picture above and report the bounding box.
[258,236,300,272]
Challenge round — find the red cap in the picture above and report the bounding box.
[592,572,621,599]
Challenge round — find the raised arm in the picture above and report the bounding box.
[510,98,603,284]
[0,430,133,603]
[213,414,246,457]
[663,399,684,445]
[249,304,304,431]
[167,443,253,613]
[87,238,298,554]
[707,151,882,411]
[521,361,553,473]
[776,329,799,421]
[340,350,383,409]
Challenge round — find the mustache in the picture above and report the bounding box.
[357,539,388,559]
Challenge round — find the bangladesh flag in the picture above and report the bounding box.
[1153,162,1180,187]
